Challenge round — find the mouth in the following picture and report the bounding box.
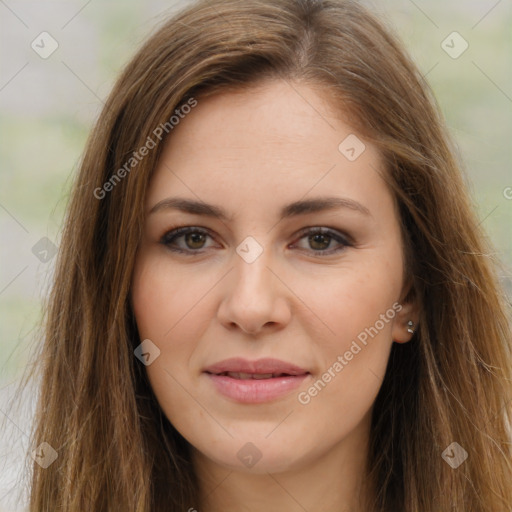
[203,358,311,403]
[203,357,309,376]
[206,371,307,380]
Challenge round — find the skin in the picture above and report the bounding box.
[131,78,418,512]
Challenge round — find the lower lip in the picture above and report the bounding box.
[205,373,309,403]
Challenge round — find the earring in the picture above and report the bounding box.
[407,320,414,334]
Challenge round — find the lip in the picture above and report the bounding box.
[203,357,310,404]
[203,357,309,375]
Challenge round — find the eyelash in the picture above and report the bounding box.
[159,226,352,256]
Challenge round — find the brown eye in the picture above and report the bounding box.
[308,232,332,251]
[293,228,351,255]
[160,227,214,253]
[184,231,207,249]
[161,226,351,256]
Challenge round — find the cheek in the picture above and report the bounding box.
[131,255,214,432]
[311,256,402,350]
[131,253,209,341]
[131,250,222,361]
[131,254,199,389]
[297,254,402,402]
[296,279,399,436]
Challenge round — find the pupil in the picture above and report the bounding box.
[187,233,205,248]
[310,233,330,250]
[183,232,331,251]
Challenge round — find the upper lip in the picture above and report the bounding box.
[203,357,309,376]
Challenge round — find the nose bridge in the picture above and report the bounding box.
[233,236,275,300]
[217,234,290,333]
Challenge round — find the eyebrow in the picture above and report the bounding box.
[149,196,371,221]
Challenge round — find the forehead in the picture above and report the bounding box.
[146,79,390,219]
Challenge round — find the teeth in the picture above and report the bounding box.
[252,373,274,380]
[232,372,255,379]
[224,372,283,379]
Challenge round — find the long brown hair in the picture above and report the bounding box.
[16,0,512,510]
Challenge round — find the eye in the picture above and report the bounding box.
[160,227,215,254]
[160,226,352,256]
[292,227,352,255]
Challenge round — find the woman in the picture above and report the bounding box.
[21,0,512,510]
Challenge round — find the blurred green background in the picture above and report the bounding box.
[0,0,511,509]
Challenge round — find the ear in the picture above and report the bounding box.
[391,279,420,344]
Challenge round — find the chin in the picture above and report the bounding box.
[190,433,313,475]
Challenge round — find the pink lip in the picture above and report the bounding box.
[203,357,310,404]
[203,357,309,375]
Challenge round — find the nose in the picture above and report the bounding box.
[217,246,292,335]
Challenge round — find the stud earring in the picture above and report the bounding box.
[407,320,414,334]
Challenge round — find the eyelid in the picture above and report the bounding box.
[289,226,352,254]
[159,225,353,255]
[160,226,216,249]
[293,225,353,246]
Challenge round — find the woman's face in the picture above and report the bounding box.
[131,79,416,476]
